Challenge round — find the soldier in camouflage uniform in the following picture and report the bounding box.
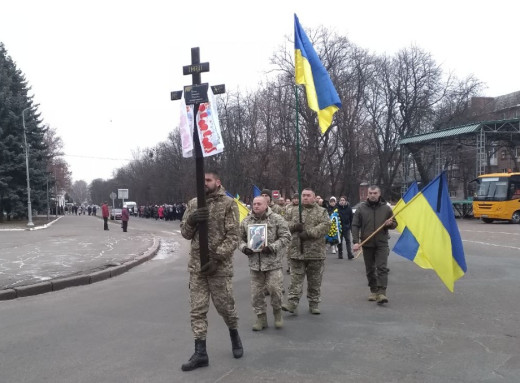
[283,193,300,274]
[239,196,291,330]
[282,188,330,315]
[261,189,284,215]
[180,171,243,372]
[285,193,299,217]
[260,189,286,291]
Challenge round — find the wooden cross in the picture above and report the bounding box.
[170,47,225,267]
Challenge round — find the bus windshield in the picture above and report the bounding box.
[476,177,509,201]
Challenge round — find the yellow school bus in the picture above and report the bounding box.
[472,172,520,223]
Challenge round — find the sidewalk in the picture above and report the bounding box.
[0,215,159,300]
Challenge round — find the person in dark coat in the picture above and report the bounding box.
[337,196,354,259]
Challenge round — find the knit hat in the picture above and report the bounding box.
[329,196,337,201]
[261,189,272,199]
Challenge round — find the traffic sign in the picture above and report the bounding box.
[109,192,117,200]
[118,189,129,199]
[272,190,280,199]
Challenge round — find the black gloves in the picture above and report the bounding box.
[243,247,254,255]
[187,207,209,226]
[293,223,304,232]
[200,259,218,276]
[299,231,310,240]
[261,246,273,254]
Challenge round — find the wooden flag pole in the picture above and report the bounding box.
[353,199,414,259]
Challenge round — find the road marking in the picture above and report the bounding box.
[460,229,520,236]
[462,239,520,250]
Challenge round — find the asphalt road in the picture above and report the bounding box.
[0,218,519,382]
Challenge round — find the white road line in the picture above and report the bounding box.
[459,229,520,236]
[462,239,520,250]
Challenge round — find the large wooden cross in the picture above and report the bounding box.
[171,47,225,267]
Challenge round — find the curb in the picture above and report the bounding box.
[0,236,161,301]
[0,216,63,232]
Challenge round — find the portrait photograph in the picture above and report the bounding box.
[247,224,268,252]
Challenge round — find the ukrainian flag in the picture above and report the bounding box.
[294,14,342,134]
[394,181,419,233]
[393,172,467,292]
[226,191,250,222]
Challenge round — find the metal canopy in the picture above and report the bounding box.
[399,118,520,183]
[399,123,481,145]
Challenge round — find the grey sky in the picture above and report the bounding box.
[1,0,517,184]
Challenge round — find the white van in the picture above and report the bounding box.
[123,201,138,216]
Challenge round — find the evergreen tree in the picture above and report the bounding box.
[0,43,51,220]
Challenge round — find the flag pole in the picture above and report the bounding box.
[353,200,414,259]
[295,84,304,253]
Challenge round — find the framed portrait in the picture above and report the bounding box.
[247,224,268,252]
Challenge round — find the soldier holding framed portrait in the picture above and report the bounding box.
[239,196,291,331]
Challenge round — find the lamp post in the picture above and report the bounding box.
[22,107,34,227]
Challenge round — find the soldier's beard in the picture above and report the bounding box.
[205,185,219,195]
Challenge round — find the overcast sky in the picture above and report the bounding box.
[2,0,518,184]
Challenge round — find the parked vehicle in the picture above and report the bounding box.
[110,208,122,220]
[123,201,138,216]
[472,171,520,223]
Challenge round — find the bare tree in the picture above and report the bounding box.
[70,180,89,204]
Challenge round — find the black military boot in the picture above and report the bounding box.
[181,339,209,372]
[229,328,243,359]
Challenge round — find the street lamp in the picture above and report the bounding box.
[22,107,34,227]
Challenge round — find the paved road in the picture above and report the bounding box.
[0,218,519,382]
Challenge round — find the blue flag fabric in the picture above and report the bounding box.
[392,173,467,292]
[253,185,262,198]
[393,181,420,255]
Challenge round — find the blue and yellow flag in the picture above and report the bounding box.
[226,191,250,222]
[393,173,467,292]
[294,14,342,134]
[394,181,419,233]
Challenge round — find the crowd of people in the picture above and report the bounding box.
[136,203,186,221]
[63,204,98,216]
[178,170,397,372]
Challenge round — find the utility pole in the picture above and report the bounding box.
[22,108,34,227]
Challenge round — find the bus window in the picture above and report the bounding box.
[476,178,508,200]
[493,182,508,199]
[511,183,520,199]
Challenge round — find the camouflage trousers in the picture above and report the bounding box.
[278,246,290,271]
[287,259,325,306]
[189,272,239,340]
[250,268,283,315]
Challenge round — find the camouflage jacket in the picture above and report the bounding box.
[286,202,330,260]
[269,203,284,216]
[180,187,240,276]
[284,204,298,220]
[239,208,291,271]
[351,200,396,248]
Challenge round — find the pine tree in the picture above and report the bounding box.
[0,43,52,221]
